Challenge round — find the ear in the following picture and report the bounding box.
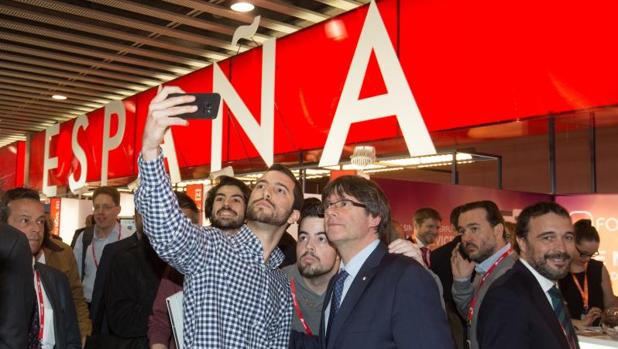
[493,223,505,242]
[516,236,528,256]
[368,214,382,232]
[114,205,122,217]
[287,209,301,225]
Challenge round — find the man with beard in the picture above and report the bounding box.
[136,86,301,348]
[148,180,249,349]
[284,198,339,337]
[477,202,578,349]
[451,200,517,349]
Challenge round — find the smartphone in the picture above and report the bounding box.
[168,93,221,119]
[458,242,471,261]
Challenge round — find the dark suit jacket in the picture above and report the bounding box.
[0,224,34,349]
[90,234,138,336]
[477,260,573,349]
[319,242,454,349]
[36,262,81,349]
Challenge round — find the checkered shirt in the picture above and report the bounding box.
[135,154,292,348]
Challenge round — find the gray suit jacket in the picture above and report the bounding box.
[452,251,518,349]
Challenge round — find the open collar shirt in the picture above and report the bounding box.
[135,153,292,348]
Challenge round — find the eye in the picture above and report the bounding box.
[318,236,327,243]
[298,235,307,242]
[215,197,224,202]
[564,235,575,242]
[256,183,265,189]
[276,187,286,194]
[20,217,30,225]
[232,197,242,203]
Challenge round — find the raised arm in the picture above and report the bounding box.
[135,86,213,274]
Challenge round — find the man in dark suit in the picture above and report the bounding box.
[478,202,579,349]
[0,222,35,349]
[2,189,81,348]
[318,175,453,349]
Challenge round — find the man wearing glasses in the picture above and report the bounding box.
[318,175,453,349]
[73,186,132,306]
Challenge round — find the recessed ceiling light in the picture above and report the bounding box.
[231,1,255,12]
[52,94,67,100]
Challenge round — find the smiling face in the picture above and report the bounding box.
[246,170,297,227]
[415,218,441,246]
[518,212,575,281]
[296,216,338,278]
[210,185,246,231]
[7,198,46,255]
[92,193,121,230]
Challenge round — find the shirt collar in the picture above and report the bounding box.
[340,239,380,280]
[476,243,511,274]
[416,239,428,249]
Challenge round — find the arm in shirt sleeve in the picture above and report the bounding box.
[270,288,293,349]
[72,232,83,278]
[134,152,213,274]
[452,277,474,318]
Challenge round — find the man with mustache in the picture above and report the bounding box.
[413,207,442,268]
[137,86,301,348]
[477,202,579,349]
[450,200,517,349]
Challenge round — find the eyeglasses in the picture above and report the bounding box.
[323,199,367,211]
[93,204,116,212]
[576,246,599,258]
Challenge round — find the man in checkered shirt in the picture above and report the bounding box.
[136,86,301,348]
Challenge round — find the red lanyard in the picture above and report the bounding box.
[467,247,514,324]
[571,263,589,312]
[35,270,45,341]
[91,228,121,268]
[290,279,314,336]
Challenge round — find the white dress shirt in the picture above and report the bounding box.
[520,258,556,307]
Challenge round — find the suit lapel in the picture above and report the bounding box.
[326,243,387,348]
[515,262,570,348]
[35,264,61,343]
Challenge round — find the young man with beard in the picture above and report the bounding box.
[413,207,442,267]
[477,202,579,349]
[137,86,301,348]
[284,198,339,337]
[450,200,517,349]
[148,179,250,349]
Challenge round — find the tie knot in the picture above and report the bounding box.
[337,269,349,282]
[421,247,429,252]
[548,285,561,299]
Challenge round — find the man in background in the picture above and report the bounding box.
[413,207,442,268]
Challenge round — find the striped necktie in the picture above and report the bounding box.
[548,286,578,349]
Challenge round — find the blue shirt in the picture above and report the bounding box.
[135,153,292,348]
[475,243,512,275]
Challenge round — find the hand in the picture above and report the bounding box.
[583,307,602,326]
[389,238,424,266]
[141,86,196,160]
[451,243,475,279]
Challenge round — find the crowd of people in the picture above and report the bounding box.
[1,86,616,349]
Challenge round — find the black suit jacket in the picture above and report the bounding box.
[319,242,454,349]
[90,234,137,335]
[36,262,81,349]
[477,260,573,349]
[0,224,35,349]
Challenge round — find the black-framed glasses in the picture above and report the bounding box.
[323,199,367,211]
[576,246,599,258]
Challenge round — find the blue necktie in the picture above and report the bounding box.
[548,286,578,349]
[327,269,349,338]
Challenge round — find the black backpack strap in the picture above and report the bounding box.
[80,226,94,281]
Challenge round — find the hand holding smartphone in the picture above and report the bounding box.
[168,93,221,119]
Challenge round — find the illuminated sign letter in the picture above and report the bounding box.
[42,124,59,196]
[69,115,89,193]
[211,38,276,171]
[319,1,436,167]
[101,101,126,186]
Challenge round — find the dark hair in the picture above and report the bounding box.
[266,164,303,211]
[300,197,323,223]
[574,219,600,244]
[93,186,120,206]
[322,175,391,238]
[413,207,442,226]
[450,205,462,229]
[515,202,571,241]
[203,176,251,221]
[1,187,41,222]
[175,191,199,214]
[459,200,504,227]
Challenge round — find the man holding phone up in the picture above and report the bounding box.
[136,86,301,348]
